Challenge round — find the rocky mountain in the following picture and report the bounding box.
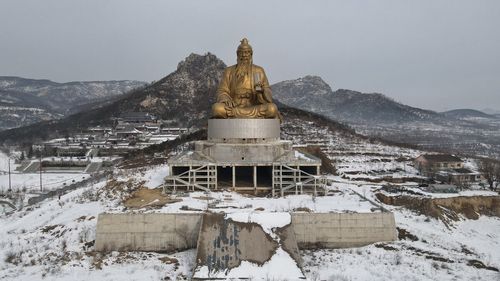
[271,75,500,159]
[2,54,499,158]
[481,108,500,115]
[0,76,147,131]
[0,53,226,144]
[0,53,358,146]
[271,76,447,125]
[0,76,147,113]
[442,109,497,120]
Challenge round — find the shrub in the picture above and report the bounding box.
[4,251,21,265]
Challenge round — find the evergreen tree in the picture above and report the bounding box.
[27,146,34,159]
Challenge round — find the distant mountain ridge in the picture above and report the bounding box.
[2,53,499,159]
[271,75,449,125]
[0,54,358,145]
[0,76,147,131]
[441,109,497,120]
[0,53,226,143]
[481,108,500,115]
[270,75,500,159]
[0,76,147,113]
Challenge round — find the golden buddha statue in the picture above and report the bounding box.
[212,38,280,119]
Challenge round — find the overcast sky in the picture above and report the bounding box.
[1,0,499,111]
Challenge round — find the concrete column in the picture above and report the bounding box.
[189,165,193,191]
[232,165,236,190]
[253,166,257,194]
[272,166,275,197]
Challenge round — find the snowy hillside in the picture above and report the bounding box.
[1,115,499,280]
[1,157,498,280]
[272,76,500,160]
[0,76,147,112]
[271,76,445,124]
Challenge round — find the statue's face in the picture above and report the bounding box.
[237,48,252,64]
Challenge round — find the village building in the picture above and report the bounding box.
[414,154,463,176]
[116,111,158,124]
[414,154,480,184]
[26,112,189,172]
[435,168,481,186]
[115,125,144,140]
[160,127,188,135]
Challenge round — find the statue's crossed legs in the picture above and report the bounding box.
[212,102,279,119]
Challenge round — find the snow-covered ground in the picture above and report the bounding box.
[403,186,498,198]
[1,160,498,280]
[116,164,169,188]
[155,189,378,214]
[0,172,90,193]
[302,207,500,281]
[1,126,499,281]
[0,151,91,194]
[0,151,15,173]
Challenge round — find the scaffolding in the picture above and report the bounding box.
[163,164,217,193]
[163,162,326,197]
[272,164,327,197]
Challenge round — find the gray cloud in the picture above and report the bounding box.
[1,0,499,111]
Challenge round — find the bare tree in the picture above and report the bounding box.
[478,158,500,191]
[495,164,500,191]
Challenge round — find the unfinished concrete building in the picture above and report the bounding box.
[164,119,325,196]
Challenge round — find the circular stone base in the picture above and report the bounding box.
[208,119,280,140]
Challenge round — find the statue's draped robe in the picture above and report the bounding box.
[213,64,278,118]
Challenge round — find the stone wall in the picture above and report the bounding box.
[291,213,397,248]
[94,213,202,252]
[94,212,397,252]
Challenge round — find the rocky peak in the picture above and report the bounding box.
[273,75,333,97]
[0,53,228,141]
[109,53,228,126]
[176,53,226,75]
[297,75,333,93]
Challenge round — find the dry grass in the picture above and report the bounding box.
[293,207,313,212]
[158,256,179,265]
[123,188,181,209]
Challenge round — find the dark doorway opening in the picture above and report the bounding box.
[257,166,272,187]
[217,166,233,188]
[235,166,253,187]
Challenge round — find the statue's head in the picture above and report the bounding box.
[237,38,253,65]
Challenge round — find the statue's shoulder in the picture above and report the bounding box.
[222,65,237,75]
[252,64,265,72]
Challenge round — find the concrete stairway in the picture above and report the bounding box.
[15,160,31,172]
[23,161,40,173]
[86,149,99,158]
[84,162,102,173]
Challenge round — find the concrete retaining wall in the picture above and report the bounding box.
[95,212,397,252]
[95,213,202,252]
[291,213,397,248]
